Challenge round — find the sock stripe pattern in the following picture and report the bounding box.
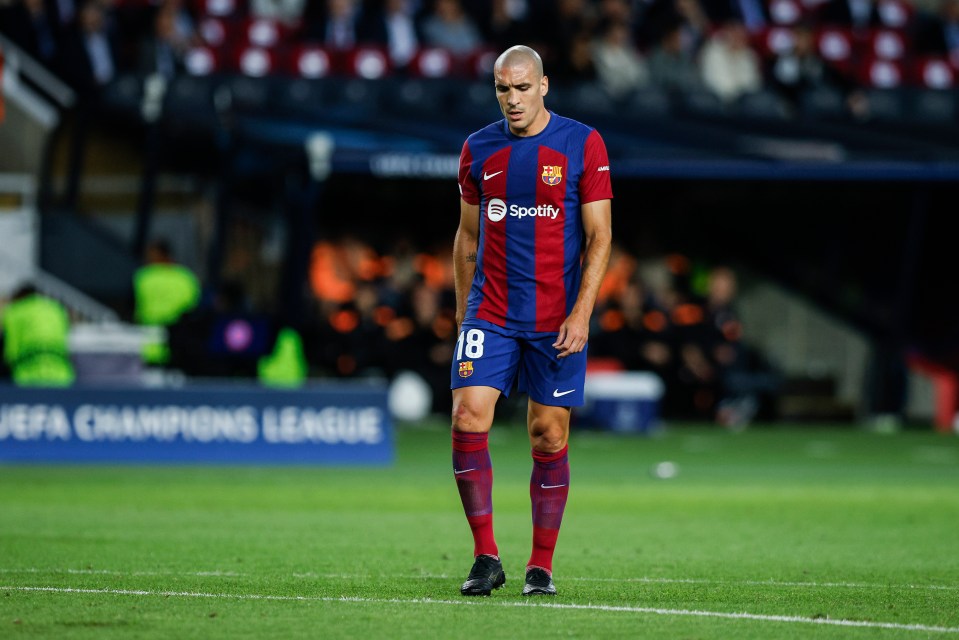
[528,445,570,573]
[452,430,497,558]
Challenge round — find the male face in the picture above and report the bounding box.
[494,59,548,137]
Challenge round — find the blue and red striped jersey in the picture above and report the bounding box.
[458,112,613,332]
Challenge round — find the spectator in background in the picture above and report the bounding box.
[703,265,780,427]
[699,19,763,103]
[591,18,650,98]
[59,0,117,95]
[359,0,421,70]
[768,21,845,109]
[0,284,75,387]
[648,18,706,95]
[551,29,598,83]
[138,3,193,79]
[250,0,306,26]
[913,0,959,58]
[483,0,532,51]
[306,0,361,50]
[2,0,60,69]
[420,0,483,55]
[133,237,201,367]
[591,277,674,379]
[700,0,768,32]
[816,0,883,29]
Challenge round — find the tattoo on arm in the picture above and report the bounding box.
[467,252,477,263]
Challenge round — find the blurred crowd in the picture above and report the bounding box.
[0,229,780,424]
[2,0,958,116]
[167,234,776,424]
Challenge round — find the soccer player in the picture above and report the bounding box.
[450,45,613,597]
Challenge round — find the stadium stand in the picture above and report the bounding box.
[2,0,958,425]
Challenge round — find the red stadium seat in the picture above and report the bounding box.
[236,46,275,77]
[753,26,796,57]
[914,58,956,89]
[197,0,242,17]
[468,48,497,79]
[290,46,332,79]
[768,0,804,25]
[346,47,390,79]
[184,46,221,76]
[859,58,904,88]
[198,17,229,47]
[868,29,907,60]
[410,48,453,78]
[245,18,282,48]
[817,28,853,61]
[877,0,913,29]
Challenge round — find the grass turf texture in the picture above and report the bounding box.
[1,422,958,639]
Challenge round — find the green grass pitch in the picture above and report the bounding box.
[1,421,958,638]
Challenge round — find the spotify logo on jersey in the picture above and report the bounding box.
[487,198,507,222]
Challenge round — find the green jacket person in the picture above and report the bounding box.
[1,285,75,386]
[134,239,201,365]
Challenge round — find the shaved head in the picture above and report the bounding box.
[494,45,544,80]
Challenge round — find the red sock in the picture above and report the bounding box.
[528,445,569,573]
[452,430,498,558]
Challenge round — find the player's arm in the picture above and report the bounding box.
[453,198,480,330]
[553,198,612,359]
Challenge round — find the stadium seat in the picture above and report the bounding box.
[673,88,727,117]
[196,0,243,17]
[390,78,454,116]
[345,48,390,80]
[736,89,791,120]
[877,0,913,29]
[235,46,276,77]
[452,80,501,123]
[198,17,229,47]
[409,48,454,78]
[273,77,334,119]
[816,28,854,74]
[164,74,219,131]
[914,58,956,90]
[862,88,905,121]
[868,30,907,60]
[625,87,670,117]
[100,73,143,115]
[799,85,846,119]
[287,46,332,79]
[226,74,273,114]
[184,45,221,76]
[907,89,956,123]
[860,58,904,88]
[768,0,805,25]
[753,26,797,58]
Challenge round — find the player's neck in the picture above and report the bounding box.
[510,110,551,138]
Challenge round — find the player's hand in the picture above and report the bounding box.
[553,314,589,359]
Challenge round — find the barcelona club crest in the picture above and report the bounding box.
[542,165,563,186]
[458,361,474,378]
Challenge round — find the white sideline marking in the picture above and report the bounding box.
[3,585,959,634]
[2,568,957,591]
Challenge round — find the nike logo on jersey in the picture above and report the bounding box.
[540,483,567,489]
[454,468,476,475]
[553,389,575,398]
[483,171,503,180]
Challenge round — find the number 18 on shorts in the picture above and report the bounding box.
[450,320,588,407]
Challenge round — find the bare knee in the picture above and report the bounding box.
[452,398,492,433]
[528,411,569,453]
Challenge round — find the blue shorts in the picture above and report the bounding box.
[450,319,587,407]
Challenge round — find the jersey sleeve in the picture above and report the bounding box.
[579,129,613,204]
[458,139,479,205]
